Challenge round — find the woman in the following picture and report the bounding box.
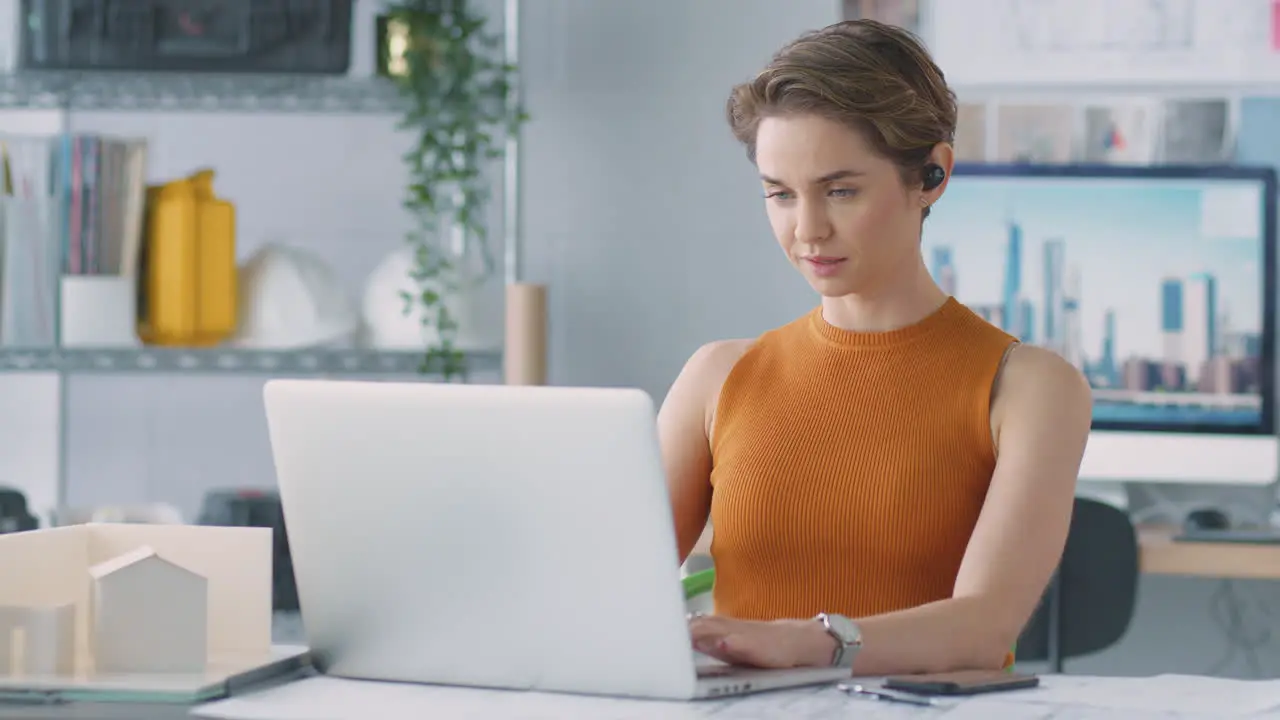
[662,20,1093,676]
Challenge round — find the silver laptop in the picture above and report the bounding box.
[262,379,848,700]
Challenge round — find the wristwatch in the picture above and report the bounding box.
[814,613,862,668]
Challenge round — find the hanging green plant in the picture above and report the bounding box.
[381,0,528,380]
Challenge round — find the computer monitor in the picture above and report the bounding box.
[926,163,1277,485]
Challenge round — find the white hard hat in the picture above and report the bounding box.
[360,246,502,351]
[230,243,358,349]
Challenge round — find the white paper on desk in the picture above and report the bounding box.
[1002,674,1280,716]
[194,674,1258,720]
[195,676,951,720]
[193,676,720,720]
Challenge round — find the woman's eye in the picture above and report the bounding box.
[764,191,794,200]
[829,188,857,198]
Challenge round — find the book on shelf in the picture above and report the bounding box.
[0,133,148,348]
[50,133,149,277]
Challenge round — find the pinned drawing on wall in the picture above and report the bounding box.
[1159,99,1231,164]
[957,96,1236,166]
[929,0,1280,87]
[954,103,988,162]
[842,0,922,35]
[995,104,1074,163]
[1082,101,1159,165]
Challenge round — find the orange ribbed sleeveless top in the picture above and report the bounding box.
[708,298,1017,620]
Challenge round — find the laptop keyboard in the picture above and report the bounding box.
[695,652,739,678]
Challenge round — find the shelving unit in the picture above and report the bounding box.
[0,0,527,524]
[0,66,421,512]
[0,71,406,113]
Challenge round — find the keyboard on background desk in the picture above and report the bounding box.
[1175,528,1280,544]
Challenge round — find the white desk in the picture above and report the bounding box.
[191,673,1280,720]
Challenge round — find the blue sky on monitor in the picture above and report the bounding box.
[922,176,1263,362]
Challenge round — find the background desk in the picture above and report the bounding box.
[1139,526,1280,580]
[694,526,1280,581]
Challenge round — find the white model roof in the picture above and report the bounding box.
[88,545,197,579]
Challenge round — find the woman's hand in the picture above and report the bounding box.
[688,614,838,669]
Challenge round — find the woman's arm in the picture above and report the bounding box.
[657,340,750,565]
[841,345,1093,674]
[689,344,1092,674]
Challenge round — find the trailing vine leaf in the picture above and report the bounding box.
[383,0,528,381]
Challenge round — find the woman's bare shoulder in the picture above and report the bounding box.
[991,344,1091,438]
[686,338,755,380]
[677,339,756,435]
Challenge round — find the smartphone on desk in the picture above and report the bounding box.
[883,670,1039,696]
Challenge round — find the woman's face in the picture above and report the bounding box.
[754,114,943,298]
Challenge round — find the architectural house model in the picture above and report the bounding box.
[89,546,208,674]
[0,604,75,676]
[0,523,274,683]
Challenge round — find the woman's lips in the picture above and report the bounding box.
[803,256,847,277]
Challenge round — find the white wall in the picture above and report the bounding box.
[518,0,835,397]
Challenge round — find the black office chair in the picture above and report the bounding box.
[1016,496,1139,672]
[197,488,299,612]
[0,486,38,533]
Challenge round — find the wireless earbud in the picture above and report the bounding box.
[922,164,945,191]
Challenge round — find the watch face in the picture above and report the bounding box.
[828,614,862,646]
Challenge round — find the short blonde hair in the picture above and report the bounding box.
[726,20,958,216]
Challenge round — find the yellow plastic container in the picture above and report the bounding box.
[137,170,238,347]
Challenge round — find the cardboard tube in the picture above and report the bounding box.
[504,283,547,385]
